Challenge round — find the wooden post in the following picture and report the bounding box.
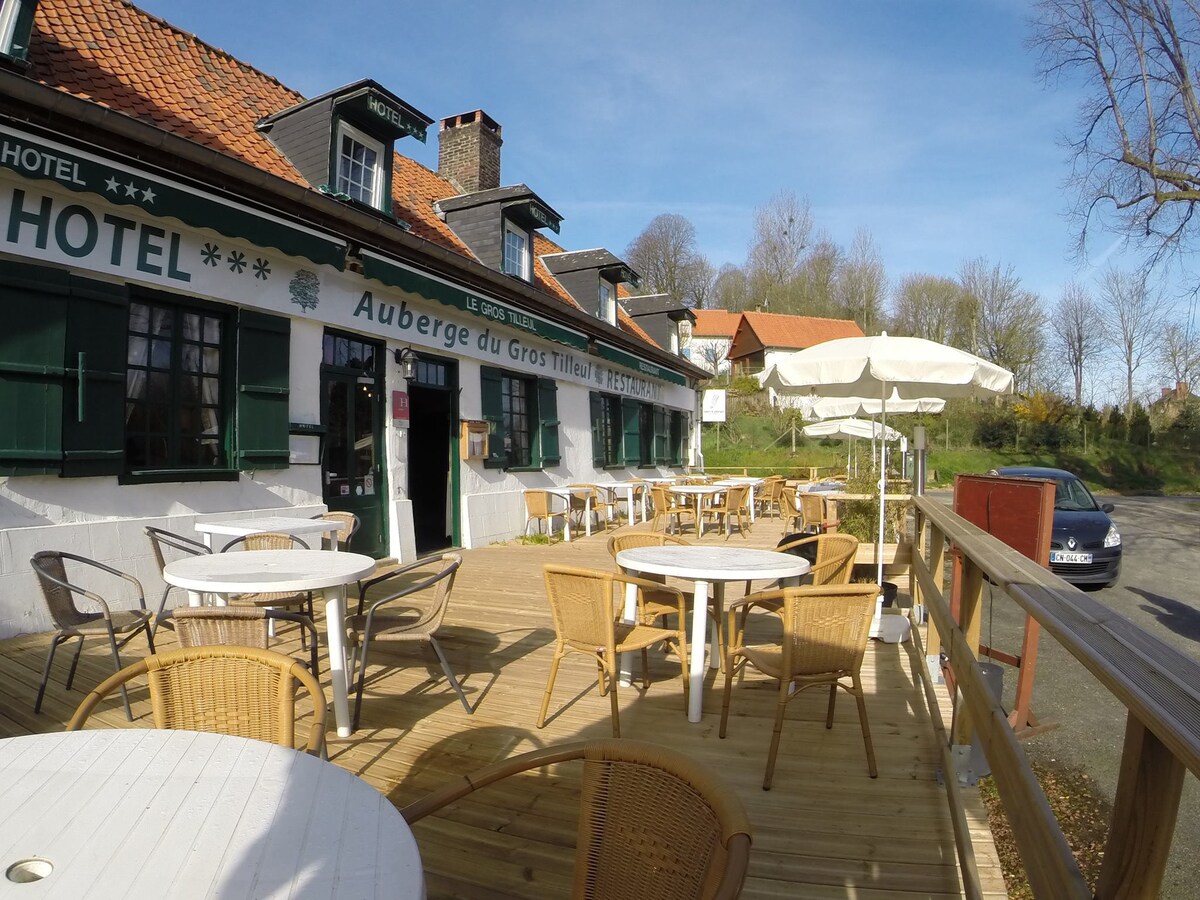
[1095,713,1186,899]
[951,557,984,747]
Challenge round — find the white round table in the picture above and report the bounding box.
[669,485,725,535]
[163,550,376,738]
[0,729,423,898]
[615,546,811,722]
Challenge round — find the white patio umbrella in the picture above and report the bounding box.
[802,417,902,478]
[760,333,1014,592]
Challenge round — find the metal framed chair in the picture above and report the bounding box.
[401,738,752,900]
[568,483,611,533]
[66,645,326,755]
[311,510,361,550]
[701,484,752,539]
[756,477,785,519]
[144,526,211,638]
[719,583,880,788]
[779,485,803,533]
[172,605,320,675]
[523,489,565,539]
[539,565,688,737]
[650,484,694,534]
[800,492,837,534]
[347,553,470,728]
[740,533,860,625]
[219,532,315,637]
[29,551,156,721]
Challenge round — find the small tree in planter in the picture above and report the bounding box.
[837,471,908,545]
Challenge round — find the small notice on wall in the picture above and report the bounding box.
[460,420,489,460]
[392,390,410,423]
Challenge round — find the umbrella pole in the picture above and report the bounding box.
[877,385,887,592]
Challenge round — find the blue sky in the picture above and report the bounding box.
[135,0,1156,309]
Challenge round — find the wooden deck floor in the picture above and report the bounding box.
[0,516,1007,899]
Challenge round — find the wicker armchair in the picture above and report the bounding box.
[311,510,361,550]
[778,485,803,532]
[220,532,315,638]
[524,489,565,539]
[756,477,785,519]
[701,484,752,539]
[540,565,689,737]
[568,483,611,533]
[719,583,879,788]
[650,484,695,534]
[144,526,211,637]
[347,553,470,728]
[172,605,319,675]
[66,645,327,755]
[739,534,860,625]
[799,492,837,534]
[29,551,156,720]
[401,738,752,900]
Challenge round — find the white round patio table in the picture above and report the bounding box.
[0,729,423,898]
[162,550,376,738]
[615,546,811,723]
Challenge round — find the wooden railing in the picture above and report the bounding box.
[908,494,1199,899]
[696,465,843,481]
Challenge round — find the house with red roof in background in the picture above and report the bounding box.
[0,0,707,637]
[683,308,741,375]
[727,311,864,376]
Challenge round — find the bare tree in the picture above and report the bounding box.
[746,192,812,310]
[1158,321,1200,390]
[1051,281,1102,405]
[1031,1,1200,267]
[712,264,751,312]
[687,256,716,309]
[959,258,1047,390]
[790,232,841,317]
[624,213,713,305]
[836,228,887,333]
[1099,268,1167,417]
[890,274,964,344]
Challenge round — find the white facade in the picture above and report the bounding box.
[0,141,697,637]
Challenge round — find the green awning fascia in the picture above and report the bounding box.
[360,251,589,351]
[596,341,688,386]
[1,128,347,269]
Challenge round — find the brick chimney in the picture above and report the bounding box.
[438,110,502,194]
[1179,380,1191,399]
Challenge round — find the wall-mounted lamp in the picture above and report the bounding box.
[394,346,419,382]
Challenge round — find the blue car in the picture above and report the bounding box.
[990,466,1122,587]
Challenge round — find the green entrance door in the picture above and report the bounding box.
[321,332,386,557]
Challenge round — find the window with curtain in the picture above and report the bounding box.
[126,299,226,470]
[335,121,384,209]
[479,366,558,469]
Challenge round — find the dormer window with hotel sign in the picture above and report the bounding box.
[436,182,563,284]
[0,0,36,62]
[540,251,640,328]
[257,80,432,218]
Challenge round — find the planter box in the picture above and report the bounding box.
[852,541,912,577]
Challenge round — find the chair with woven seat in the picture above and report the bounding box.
[756,477,785,519]
[311,510,360,550]
[650,484,694,534]
[701,484,751,539]
[540,565,689,737]
[800,492,837,534]
[569,483,611,533]
[779,485,803,533]
[172,605,320,675]
[740,533,860,624]
[144,526,211,638]
[524,489,566,539]
[66,645,327,754]
[719,583,880,788]
[346,553,469,728]
[220,532,315,643]
[30,551,156,721]
[401,738,752,900]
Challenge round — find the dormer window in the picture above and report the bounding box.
[599,282,619,326]
[336,122,384,208]
[257,80,431,220]
[503,220,530,280]
[0,0,36,61]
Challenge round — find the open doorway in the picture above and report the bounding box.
[407,356,458,555]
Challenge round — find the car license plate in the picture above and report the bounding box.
[1050,551,1093,564]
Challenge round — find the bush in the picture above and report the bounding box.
[976,409,1017,449]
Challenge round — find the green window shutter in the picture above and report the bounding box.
[680,412,691,466]
[62,276,128,477]
[589,391,604,467]
[479,365,507,468]
[0,262,69,475]
[235,309,290,470]
[654,405,669,464]
[670,410,686,466]
[537,377,560,467]
[622,398,640,467]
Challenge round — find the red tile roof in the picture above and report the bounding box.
[691,309,742,338]
[26,0,658,348]
[738,311,864,350]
